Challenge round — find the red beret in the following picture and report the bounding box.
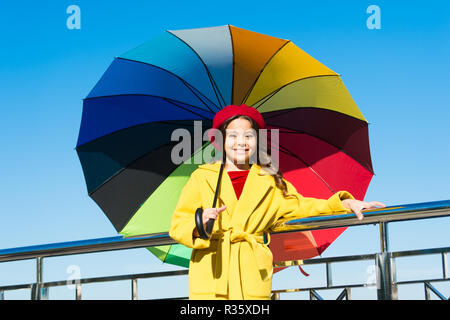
[207,104,265,149]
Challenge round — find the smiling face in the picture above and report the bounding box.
[223,117,257,168]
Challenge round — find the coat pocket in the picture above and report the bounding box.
[189,248,217,295]
[239,243,273,298]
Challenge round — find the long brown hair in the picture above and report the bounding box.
[217,114,294,198]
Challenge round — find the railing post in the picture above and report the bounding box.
[75,283,82,300]
[31,257,48,300]
[376,222,398,300]
[442,252,448,279]
[345,287,351,300]
[326,262,333,287]
[424,282,431,300]
[379,222,389,253]
[131,278,138,300]
[271,292,280,300]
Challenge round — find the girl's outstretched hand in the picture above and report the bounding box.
[341,199,386,221]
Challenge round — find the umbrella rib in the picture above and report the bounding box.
[252,74,364,122]
[161,244,172,264]
[76,116,212,151]
[85,139,181,197]
[89,142,211,232]
[162,98,212,121]
[83,93,215,119]
[115,57,221,113]
[179,81,221,114]
[252,75,336,109]
[83,128,212,197]
[240,40,291,105]
[166,31,227,109]
[229,24,236,106]
[277,144,336,194]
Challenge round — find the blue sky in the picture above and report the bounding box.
[0,0,449,299]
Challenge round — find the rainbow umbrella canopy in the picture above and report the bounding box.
[76,25,374,269]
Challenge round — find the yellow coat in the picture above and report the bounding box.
[169,161,354,300]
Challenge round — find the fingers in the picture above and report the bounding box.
[371,201,386,208]
[354,200,386,220]
[354,207,364,221]
[363,201,386,209]
[202,206,226,224]
[203,211,218,224]
[343,199,386,221]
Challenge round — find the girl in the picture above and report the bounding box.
[169,104,385,300]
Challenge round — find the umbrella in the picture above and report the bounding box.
[76,25,373,270]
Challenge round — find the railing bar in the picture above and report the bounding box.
[336,288,347,300]
[272,282,372,294]
[0,270,185,293]
[43,270,189,288]
[274,253,377,268]
[2,267,449,296]
[0,284,33,291]
[274,247,449,271]
[159,296,189,300]
[395,278,450,286]
[310,289,324,300]
[0,237,178,263]
[424,282,447,300]
[391,247,450,259]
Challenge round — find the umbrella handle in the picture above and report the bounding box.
[195,207,210,239]
[194,162,225,240]
[194,208,221,240]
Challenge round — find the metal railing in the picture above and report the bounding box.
[0,199,449,300]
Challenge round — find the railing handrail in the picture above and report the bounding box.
[0,199,449,263]
[282,199,450,231]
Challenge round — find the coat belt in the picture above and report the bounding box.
[210,228,271,296]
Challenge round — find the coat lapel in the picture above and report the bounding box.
[232,164,274,228]
[199,161,274,228]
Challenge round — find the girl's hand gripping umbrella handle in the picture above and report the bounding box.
[195,162,225,240]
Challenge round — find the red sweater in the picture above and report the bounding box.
[227,170,250,199]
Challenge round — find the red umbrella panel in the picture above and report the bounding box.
[260,107,373,272]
